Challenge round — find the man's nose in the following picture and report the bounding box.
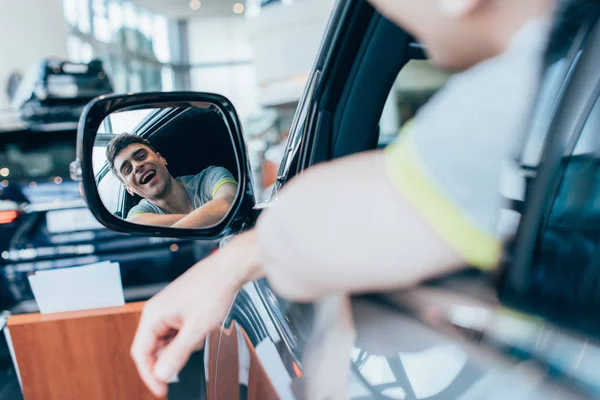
[133,161,145,174]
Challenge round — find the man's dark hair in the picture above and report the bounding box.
[106,133,157,178]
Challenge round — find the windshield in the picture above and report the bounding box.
[0,130,75,184]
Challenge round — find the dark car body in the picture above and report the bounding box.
[11,59,113,127]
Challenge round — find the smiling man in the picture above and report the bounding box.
[106,133,238,229]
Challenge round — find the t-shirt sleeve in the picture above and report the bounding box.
[127,199,157,218]
[200,166,237,201]
[385,126,503,270]
[382,53,539,270]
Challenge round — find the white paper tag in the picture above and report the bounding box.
[28,261,124,314]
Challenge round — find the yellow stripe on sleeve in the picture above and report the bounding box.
[127,210,147,217]
[211,178,238,199]
[384,132,501,270]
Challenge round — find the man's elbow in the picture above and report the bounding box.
[127,215,141,223]
[223,194,235,207]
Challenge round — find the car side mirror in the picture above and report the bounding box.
[71,92,256,240]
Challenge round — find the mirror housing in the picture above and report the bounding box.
[71,92,256,240]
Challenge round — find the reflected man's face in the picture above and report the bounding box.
[113,143,171,200]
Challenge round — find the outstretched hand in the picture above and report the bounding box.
[130,230,262,397]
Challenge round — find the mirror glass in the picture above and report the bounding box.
[92,104,239,229]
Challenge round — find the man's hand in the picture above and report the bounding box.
[130,230,263,397]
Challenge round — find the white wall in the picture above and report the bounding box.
[187,16,260,120]
[0,0,69,109]
[246,0,334,105]
[186,0,335,114]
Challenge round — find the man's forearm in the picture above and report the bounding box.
[226,230,265,285]
[128,213,186,227]
[172,197,232,229]
[256,151,464,301]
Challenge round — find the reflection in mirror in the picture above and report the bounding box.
[92,105,239,229]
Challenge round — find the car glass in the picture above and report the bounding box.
[0,132,74,185]
[534,95,600,309]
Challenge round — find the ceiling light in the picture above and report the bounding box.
[233,3,245,14]
[189,0,201,10]
[0,168,9,177]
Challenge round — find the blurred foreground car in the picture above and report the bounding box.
[11,59,113,128]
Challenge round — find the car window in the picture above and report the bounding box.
[378,60,452,146]
[533,94,600,309]
[0,131,74,187]
[97,168,124,214]
[92,138,124,215]
[99,109,158,135]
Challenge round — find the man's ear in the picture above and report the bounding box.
[125,186,135,196]
[157,152,168,166]
[438,0,480,16]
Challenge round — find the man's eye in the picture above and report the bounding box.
[137,152,147,161]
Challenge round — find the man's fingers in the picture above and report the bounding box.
[153,324,204,382]
[133,349,167,397]
[131,316,168,397]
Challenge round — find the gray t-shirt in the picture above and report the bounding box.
[128,166,236,217]
[384,18,550,270]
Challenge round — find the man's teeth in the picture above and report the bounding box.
[141,171,155,184]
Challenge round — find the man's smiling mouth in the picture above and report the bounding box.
[140,170,157,185]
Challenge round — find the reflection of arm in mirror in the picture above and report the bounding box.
[171,181,237,229]
[127,212,186,227]
[125,166,238,228]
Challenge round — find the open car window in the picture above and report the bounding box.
[378,60,453,148]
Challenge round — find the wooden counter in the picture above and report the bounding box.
[7,302,163,400]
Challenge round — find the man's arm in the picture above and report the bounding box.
[255,150,469,301]
[171,182,237,229]
[127,213,187,226]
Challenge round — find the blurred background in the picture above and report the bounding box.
[0,0,451,201]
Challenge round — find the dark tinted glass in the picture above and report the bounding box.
[0,130,75,182]
[535,96,600,310]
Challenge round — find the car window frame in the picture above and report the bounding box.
[499,15,600,334]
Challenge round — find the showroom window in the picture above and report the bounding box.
[62,0,178,93]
